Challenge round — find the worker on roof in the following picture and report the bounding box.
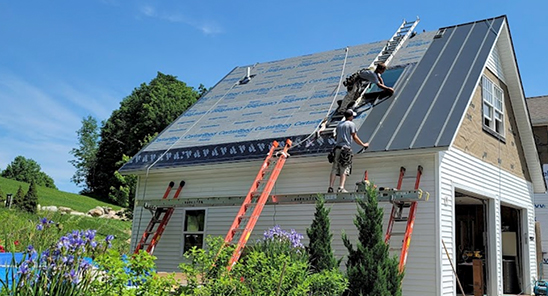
[338,62,395,113]
[328,109,369,193]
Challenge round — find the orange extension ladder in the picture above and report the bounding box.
[134,180,185,254]
[384,165,423,272]
[223,139,292,271]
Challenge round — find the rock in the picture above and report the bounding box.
[58,207,72,214]
[41,205,58,212]
[71,211,86,216]
[88,208,103,217]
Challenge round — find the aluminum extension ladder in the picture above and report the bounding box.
[321,17,421,136]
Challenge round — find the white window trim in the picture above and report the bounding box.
[482,75,505,138]
[181,208,207,256]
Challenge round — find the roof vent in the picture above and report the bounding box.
[434,28,446,39]
[238,67,256,85]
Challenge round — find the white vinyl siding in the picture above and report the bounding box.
[482,75,505,136]
[534,192,548,277]
[439,148,536,295]
[131,153,439,295]
[487,43,506,83]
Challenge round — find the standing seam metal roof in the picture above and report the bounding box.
[120,16,505,173]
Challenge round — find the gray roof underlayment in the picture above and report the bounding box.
[120,16,506,173]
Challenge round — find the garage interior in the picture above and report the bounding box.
[455,192,525,295]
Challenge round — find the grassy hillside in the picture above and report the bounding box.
[0,207,132,254]
[0,176,122,213]
[0,177,132,254]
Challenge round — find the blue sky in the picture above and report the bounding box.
[1,0,546,194]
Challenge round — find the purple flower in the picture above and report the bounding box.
[26,245,36,255]
[263,225,304,249]
[36,224,43,231]
[18,261,30,276]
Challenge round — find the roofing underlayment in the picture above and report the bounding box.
[120,16,506,173]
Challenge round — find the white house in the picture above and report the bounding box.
[527,95,548,279]
[120,15,544,295]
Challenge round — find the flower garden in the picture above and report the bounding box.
[0,185,402,296]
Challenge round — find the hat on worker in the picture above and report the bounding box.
[344,109,357,118]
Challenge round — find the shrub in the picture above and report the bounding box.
[307,195,339,272]
[342,184,403,296]
[91,249,177,296]
[22,181,38,214]
[11,186,24,211]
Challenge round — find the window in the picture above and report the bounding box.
[182,209,206,253]
[367,67,405,93]
[482,76,504,137]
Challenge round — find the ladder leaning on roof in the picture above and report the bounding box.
[134,180,185,255]
[369,17,420,68]
[223,139,292,271]
[321,17,421,134]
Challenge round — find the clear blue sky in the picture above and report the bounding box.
[0,0,546,194]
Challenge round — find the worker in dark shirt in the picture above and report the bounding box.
[338,62,394,112]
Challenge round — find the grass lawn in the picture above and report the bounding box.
[0,207,132,254]
[0,176,122,213]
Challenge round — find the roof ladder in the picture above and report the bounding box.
[318,17,420,138]
[369,17,420,68]
[134,180,185,255]
[224,139,292,271]
[384,165,423,273]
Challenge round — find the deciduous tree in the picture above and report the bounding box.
[69,115,99,192]
[90,72,201,205]
[1,156,57,189]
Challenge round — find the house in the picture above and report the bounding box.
[120,15,545,295]
[527,95,548,278]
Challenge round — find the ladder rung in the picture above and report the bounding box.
[394,217,408,222]
[389,247,403,252]
[390,231,406,236]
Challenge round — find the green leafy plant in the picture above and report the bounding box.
[91,249,177,296]
[179,227,347,295]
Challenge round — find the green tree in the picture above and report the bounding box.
[22,181,39,214]
[307,195,339,273]
[342,184,403,296]
[12,185,25,211]
[69,115,99,193]
[1,156,57,189]
[90,72,201,205]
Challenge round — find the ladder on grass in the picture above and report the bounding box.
[134,180,185,254]
[225,139,292,271]
[384,165,422,273]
